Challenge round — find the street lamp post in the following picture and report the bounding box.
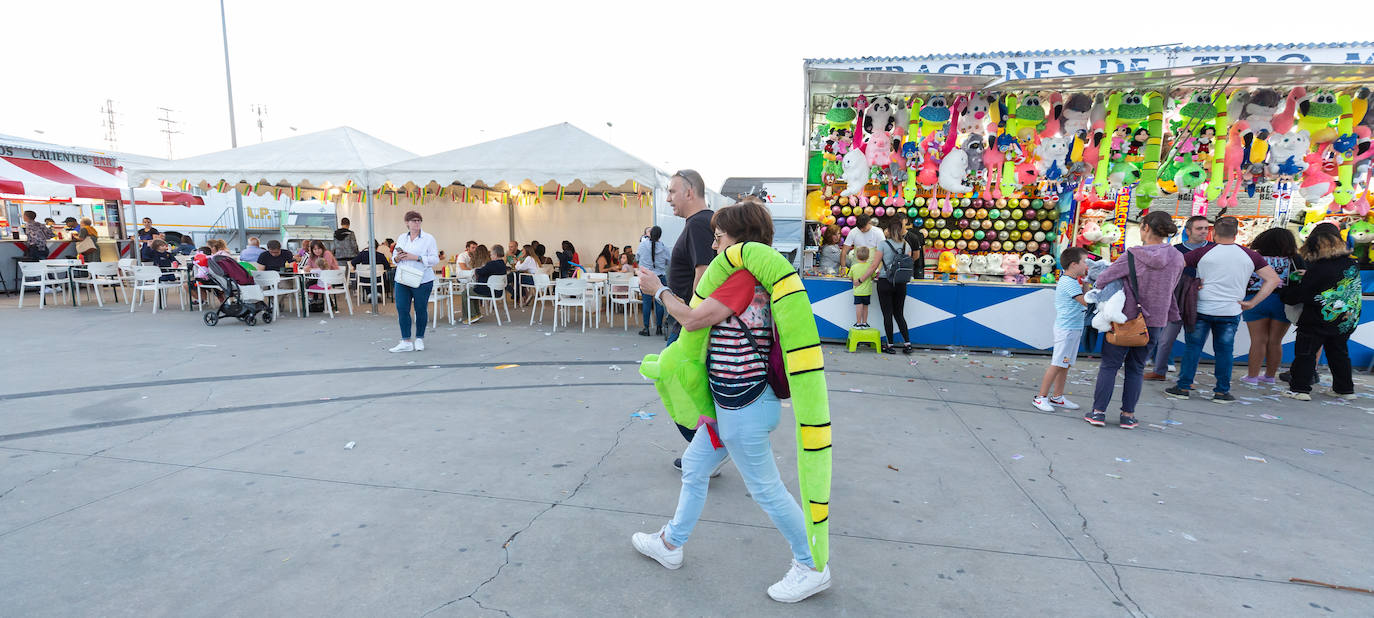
[220,0,248,250]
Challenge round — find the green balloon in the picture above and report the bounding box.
[1031,198,1045,208]
[908,207,918,217]
[953,208,964,219]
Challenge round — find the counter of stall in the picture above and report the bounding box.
[1,238,131,292]
[803,274,1057,350]
[804,273,1374,368]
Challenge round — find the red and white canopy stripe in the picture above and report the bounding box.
[0,156,203,206]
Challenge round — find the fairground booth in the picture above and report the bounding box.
[1,134,201,292]
[801,57,1374,366]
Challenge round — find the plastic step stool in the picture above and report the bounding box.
[847,327,882,352]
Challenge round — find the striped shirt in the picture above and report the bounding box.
[707,271,773,409]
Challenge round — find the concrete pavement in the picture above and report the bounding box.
[1,293,1372,616]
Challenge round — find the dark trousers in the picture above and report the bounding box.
[875,279,910,344]
[394,280,433,339]
[1093,326,1162,414]
[1289,330,1354,394]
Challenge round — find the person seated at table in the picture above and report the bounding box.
[618,253,635,273]
[513,244,539,301]
[257,240,296,271]
[506,241,520,267]
[352,240,393,269]
[381,239,396,260]
[437,250,447,266]
[456,240,477,270]
[301,239,339,273]
[557,241,580,278]
[140,239,160,263]
[622,245,636,267]
[458,245,506,321]
[63,217,80,232]
[595,243,619,273]
[533,242,554,266]
[145,239,179,281]
[240,237,265,264]
[176,235,196,255]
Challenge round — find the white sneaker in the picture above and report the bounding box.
[1031,396,1055,412]
[388,340,414,353]
[710,453,731,478]
[631,526,682,570]
[1049,395,1080,410]
[414,338,425,351]
[767,559,831,603]
[1324,390,1356,400]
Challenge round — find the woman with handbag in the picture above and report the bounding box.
[76,218,100,262]
[632,200,831,603]
[388,211,439,353]
[1085,211,1184,429]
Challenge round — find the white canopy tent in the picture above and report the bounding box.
[360,123,727,259]
[126,126,416,313]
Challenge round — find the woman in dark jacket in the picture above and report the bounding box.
[557,241,580,278]
[463,244,507,323]
[1279,227,1361,400]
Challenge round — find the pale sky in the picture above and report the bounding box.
[0,1,1343,191]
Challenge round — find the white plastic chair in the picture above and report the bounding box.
[355,264,389,306]
[253,270,299,318]
[304,269,352,317]
[130,266,184,313]
[552,278,589,333]
[428,279,454,327]
[17,262,60,308]
[116,258,138,294]
[39,259,76,305]
[465,275,510,325]
[76,262,127,307]
[607,273,640,330]
[527,273,557,325]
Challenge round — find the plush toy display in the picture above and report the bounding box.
[809,79,1374,293]
[639,242,830,570]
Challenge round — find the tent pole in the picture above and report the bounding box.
[233,188,247,251]
[366,187,377,315]
[507,195,515,247]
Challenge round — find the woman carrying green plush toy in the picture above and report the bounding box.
[632,199,832,603]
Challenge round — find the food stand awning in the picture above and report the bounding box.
[985,62,1374,92]
[0,156,201,205]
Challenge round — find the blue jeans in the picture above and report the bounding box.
[665,388,814,567]
[641,274,666,331]
[1176,313,1241,394]
[1093,326,1161,414]
[394,280,433,339]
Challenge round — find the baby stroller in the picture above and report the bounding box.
[202,255,272,326]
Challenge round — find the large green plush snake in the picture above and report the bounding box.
[639,241,832,569]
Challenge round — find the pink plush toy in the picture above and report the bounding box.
[865,130,896,167]
[1272,87,1303,135]
[1000,253,1022,283]
[1217,121,1249,209]
[1300,149,1337,203]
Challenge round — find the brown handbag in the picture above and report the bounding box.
[1105,251,1150,347]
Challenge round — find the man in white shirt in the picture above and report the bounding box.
[1166,217,1280,403]
[456,240,477,270]
[840,215,884,266]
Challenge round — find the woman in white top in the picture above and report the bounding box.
[389,211,440,353]
[513,244,540,303]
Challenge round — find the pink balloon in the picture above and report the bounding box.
[832,205,842,216]
[840,226,851,236]
[846,215,857,226]
[874,206,886,217]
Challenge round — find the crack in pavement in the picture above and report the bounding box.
[907,361,1136,617]
[1005,412,1144,616]
[420,395,658,617]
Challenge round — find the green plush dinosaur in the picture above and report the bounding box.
[640,241,832,569]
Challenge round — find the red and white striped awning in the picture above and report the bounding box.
[0,156,203,206]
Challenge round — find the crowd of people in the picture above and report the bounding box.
[1028,212,1363,429]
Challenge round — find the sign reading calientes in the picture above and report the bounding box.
[0,143,118,168]
[806,42,1374,79]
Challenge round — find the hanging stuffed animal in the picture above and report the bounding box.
[1061,93,1096,137]
[982,135,1006,199]
[1298,90,1342,144]
[1267,130,1311,177]
[938,144,974,193]
[1036,137,1070,181]
[864,130,896,168]
[1115,92,1151,129]
[916,95,952,142]
[1007,94,1047,141]
[917,132,943,188]
[960,94,994,138]
[864,96,897,137]
[1272,88,1304,135]
[892,97,911,139]
[839,148,869,197]
[826,99,857,131]
[1237,89,1282,136]
[1299,149,1337,202]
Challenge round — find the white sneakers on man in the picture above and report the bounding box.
[388,340,414,353]
[631,526,683,569]
[767,559,832,603]
[414,338,425,351]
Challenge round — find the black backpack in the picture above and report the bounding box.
[883,240,914,286]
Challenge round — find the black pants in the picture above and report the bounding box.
[875,279,910,345]
[1289,330,1354,394]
